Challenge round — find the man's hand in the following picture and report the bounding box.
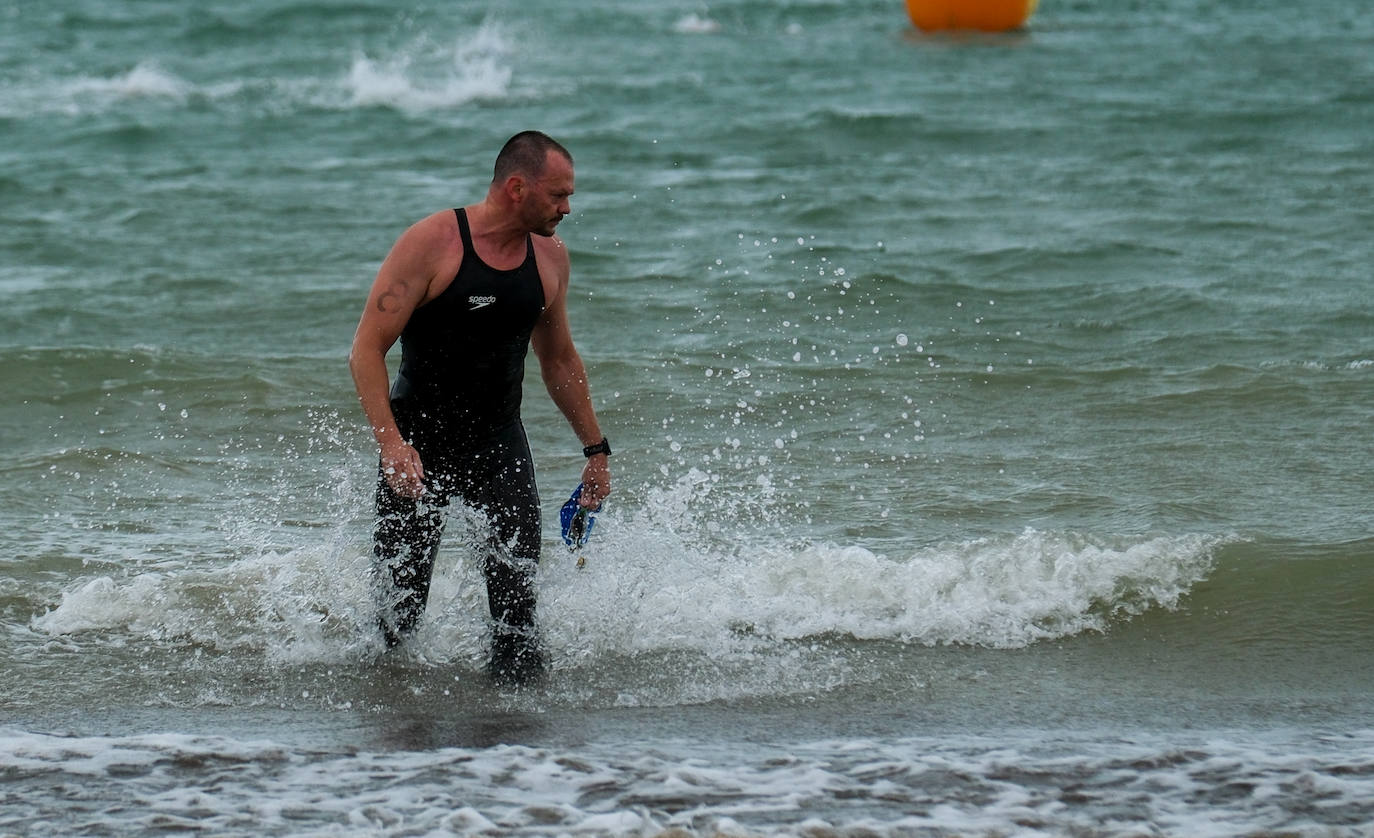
[381,440,426,498]
[580,455,610,509]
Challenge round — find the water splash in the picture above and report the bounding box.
[66,60,195,102]
[2,24,516,118]
[344,24,513,111]
[31,504,1225,666]
[672,14,723,34]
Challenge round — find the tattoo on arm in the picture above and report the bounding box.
[375,278,410,313]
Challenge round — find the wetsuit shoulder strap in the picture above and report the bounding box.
[453,207,475,253]
[454,207,536,268]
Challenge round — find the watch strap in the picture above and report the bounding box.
[582,437,611,458]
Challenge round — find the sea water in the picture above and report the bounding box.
[2,0,1372,835]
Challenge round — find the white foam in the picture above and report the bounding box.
[3,726,1371,837]
[344,25,513,111]
[532,469,1226,658]
[2,24,516,119]
[0,60,201,117]
[66,60,195,102]
[31,542,389,665]
[539,522,1223,665]
[1263,358,1373,372]
[32,464,1225,683]
[672,14,723,34]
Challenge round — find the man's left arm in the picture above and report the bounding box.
[531,250,610,508]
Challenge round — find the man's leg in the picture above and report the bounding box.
[372,468,445,646]
[475,425,545,683]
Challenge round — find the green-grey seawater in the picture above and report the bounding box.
[2,1,1372,835]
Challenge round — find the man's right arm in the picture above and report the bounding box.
[348,218,441,498]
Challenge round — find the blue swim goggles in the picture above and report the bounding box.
[559,483,600,554]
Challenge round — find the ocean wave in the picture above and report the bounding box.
[28,473,1225,672]
[0,444,185,479]
[0,23,517,119]
[3,726,1371,838]
[671,14,723,35]
[67,60,197,101]
[0,61,228,118]
[1262,358,1374,373]
[342,24,513,111]
[29,547,378,658]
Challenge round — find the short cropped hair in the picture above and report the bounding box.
[493,131,572,183]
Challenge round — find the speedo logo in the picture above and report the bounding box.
[468,295,497,311]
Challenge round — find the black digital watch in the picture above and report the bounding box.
[582,437,612,458]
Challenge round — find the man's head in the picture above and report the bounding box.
[493,131,572,183]
[492,131,575,237]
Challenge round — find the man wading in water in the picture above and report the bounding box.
[349,131,611,684]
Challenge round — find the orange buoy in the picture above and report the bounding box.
[905,0,1039,32]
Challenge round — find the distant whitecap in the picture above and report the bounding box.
[673,14,722,34]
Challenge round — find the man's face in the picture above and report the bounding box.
[522,151,574,237]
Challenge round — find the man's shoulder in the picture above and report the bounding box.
[397,210,462,256]
[414,208,461,237]
[531,233,569,267]
[379,211,463,297]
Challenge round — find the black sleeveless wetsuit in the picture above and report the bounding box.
[390,208,545,441]
[373,208,548,678]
